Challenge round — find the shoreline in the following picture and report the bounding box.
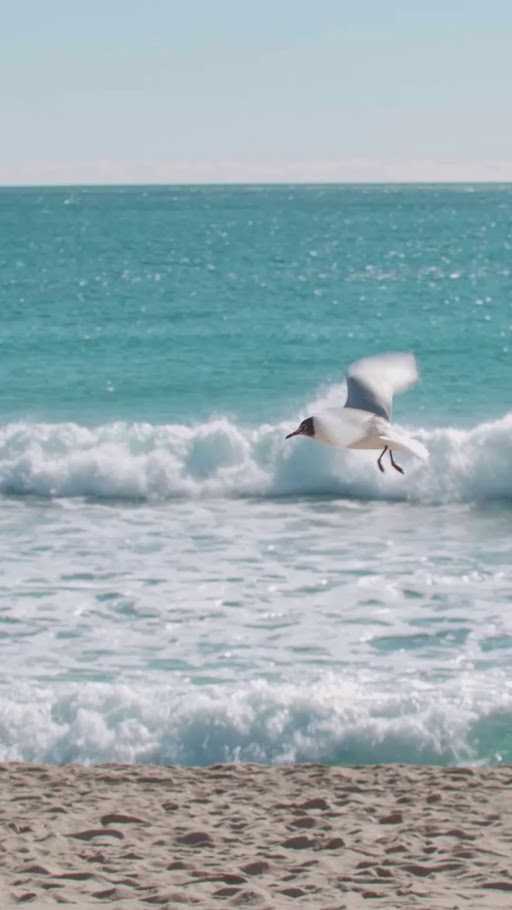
[2,761,512,908]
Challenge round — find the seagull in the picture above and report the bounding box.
[285,352,428,474]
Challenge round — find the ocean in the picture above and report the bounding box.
[1,183,512,767]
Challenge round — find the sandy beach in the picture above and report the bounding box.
[2,763,512,908]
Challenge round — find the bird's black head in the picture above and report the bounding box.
[285,416,315,440]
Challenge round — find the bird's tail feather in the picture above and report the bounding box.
[380,427,429,461]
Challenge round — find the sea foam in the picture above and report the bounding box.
[1,392,511,504]
[1,672,511,766]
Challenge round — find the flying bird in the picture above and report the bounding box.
[285,352,428,474]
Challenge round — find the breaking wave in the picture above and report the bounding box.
[0,391,511,504]
[1,672,511,766]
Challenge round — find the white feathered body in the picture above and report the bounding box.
[313,409,429,461]
[311,352,429,462]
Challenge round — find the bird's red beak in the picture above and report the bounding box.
[285,426,302,439]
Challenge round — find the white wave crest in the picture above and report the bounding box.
[0,673,511,766]
[1,400,512,503]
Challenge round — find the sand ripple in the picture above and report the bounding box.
[2,762,512,907]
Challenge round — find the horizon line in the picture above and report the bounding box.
[2,178,512,190]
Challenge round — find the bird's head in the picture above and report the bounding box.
[285,416,315,440]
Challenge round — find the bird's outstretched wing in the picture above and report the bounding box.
[344,352,419,421]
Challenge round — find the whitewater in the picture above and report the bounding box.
[1,396,512,768]
[1,183,512,768]
[1,404,512,503]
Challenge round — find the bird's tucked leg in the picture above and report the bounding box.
[377,446,388,473]
[389,449,404,475]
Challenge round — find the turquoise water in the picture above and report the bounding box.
[3,184,511,425]
[1,184,512,766]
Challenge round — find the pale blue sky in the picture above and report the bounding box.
[2,1,512,184]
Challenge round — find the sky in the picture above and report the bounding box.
[2,1,512,185]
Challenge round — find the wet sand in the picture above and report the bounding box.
[2,762,512,908]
